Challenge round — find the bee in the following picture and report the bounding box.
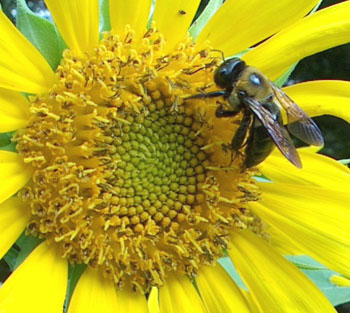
[187,57,324,168]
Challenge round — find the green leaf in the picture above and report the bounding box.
[63,264,86,313]
[16,0,66,70]
[311,0,324,14]
[0,132,13,147]
[221,255,350,306]
[147,0,156,28]
[287,255,350,306]
[3,232,42,271]
[0,132,16,152]
[14,232,43,270]
[286,255,326,270]
[218,256,247,289]
[189,0,223,40]
[3,246,20,271]
[253,174,272,183]
[339,159,350,165]
[0,142,17,152]
[100,0,111,33]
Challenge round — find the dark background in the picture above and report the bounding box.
[0,0,349,311]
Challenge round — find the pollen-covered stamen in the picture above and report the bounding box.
[14,27,260,293]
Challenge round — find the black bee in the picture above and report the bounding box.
[187,57,324,168]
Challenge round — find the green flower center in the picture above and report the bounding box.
[14,27,260,293]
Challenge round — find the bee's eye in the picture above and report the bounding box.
[249,73,262,86]
[214,58,246,89]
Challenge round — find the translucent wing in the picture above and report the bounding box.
[271,85,324,146]
[243,96,302,168]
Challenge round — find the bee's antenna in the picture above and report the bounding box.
[210,49,225,61]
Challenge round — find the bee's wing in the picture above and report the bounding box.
[271,85,324,146]
[243,96,302,168]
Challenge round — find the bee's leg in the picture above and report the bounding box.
[215,103,241,118]
[186,90,227,100]
[230,111,252,150]
[222,111,252,165]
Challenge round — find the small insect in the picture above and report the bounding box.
[187,57,324,168]
[178,9,186,15]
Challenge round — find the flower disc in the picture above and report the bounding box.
[14,28,259,292]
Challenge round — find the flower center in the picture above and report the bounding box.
[14,27,260,293]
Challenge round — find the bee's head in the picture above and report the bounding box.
[214,58,246,89]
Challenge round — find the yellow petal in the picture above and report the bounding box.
[153,0,200,51]
[283,80,350,122]
[243,1,350,80]
[67,267,118,313]
[253,182,350,276]
[148,287,160,313]
[229,230,337,313]
[44,0,99,57]
[110,0,151,38]
[197,0,320,57]
[259,148,350,192]
[0,197,30,259]
[0,243,68,313]
[196,264,251,313]
[0,11,54,94]
[240,290,261,313]
[0,151,33,205]
[116,289,148,313]
[159,274,206,313]
[267,223,305,255]
[0,88,30,132]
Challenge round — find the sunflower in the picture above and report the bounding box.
[0,0,349,312]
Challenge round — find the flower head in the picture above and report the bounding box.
[0,1,349,312]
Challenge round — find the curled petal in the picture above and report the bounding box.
[243,2,350,80]
[283,80,350,122]
[197,0,320,57]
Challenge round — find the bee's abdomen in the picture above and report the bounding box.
[244,125,275,168]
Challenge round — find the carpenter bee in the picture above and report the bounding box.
[187,57,324,168]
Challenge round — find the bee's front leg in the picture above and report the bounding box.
[215,102,241,118]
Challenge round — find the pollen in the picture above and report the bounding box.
[14,27,259,293]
